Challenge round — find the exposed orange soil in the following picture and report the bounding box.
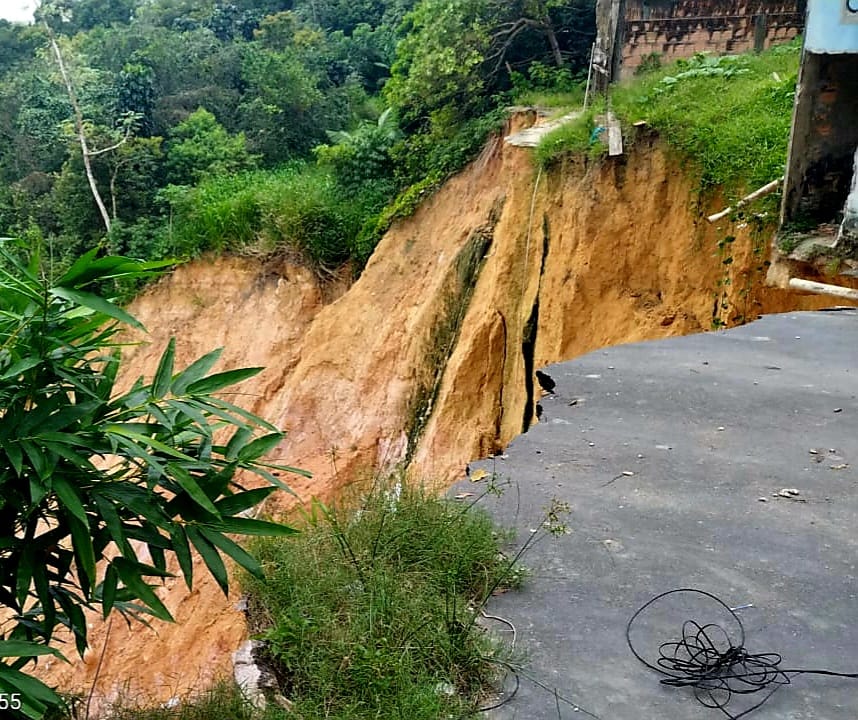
[31,121,854,714]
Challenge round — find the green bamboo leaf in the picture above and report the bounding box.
[225,427,253,460]
[50,286,145,331]
[258,460,313,479]
[146,402,175,430]
[54,247,102,286]
[0,641,61,658]
[245,464,302,494]
[167,399,212,430]
[40,401,100,433]
[109,435,167,477]
[152,338,176,399]
[114,377,149,409]
[52,476,88,527]
[0,253,44,301]
[0,667,61,718]
[150,544,167,574]
[30,477,50,505]
[101,563,118,618]
[0,356,41,381]
[15,547,34,606]
[185,367,263,396]
[98,485,171,526]
[58,251,175,288]
[68,516,97,592]
[187,399,252,431]
[124,523,172,549]
[170,525,193,590]
[205,517,297,537]
[5,442,22,476]
[20,440,49,481]
[170,348,223,396]
[93,495,132,556]
[215,487,276,516]
[198,528,262,579]
[112,557,173,623]
[105,425,195,462]
[96,351,120,401]
[237,432,284,462]
[203,396,279,431]
[32,563,54,636]
[186,525,228,594]
[168,463,221,517]
[42,440,96,472]
[55,589,88,656]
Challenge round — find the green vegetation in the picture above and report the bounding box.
[243,481,519,720]
[0,0,597,280]
[157,164,389,268]
[0,249,307,718]
[534,105,600,164]
[537,41,801,198]
[48,479,561,720]
[509,59,586,108]
[71,683,263,720]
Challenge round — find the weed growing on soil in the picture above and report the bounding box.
[93,683,262,720]
[614,41,800,194]
[241,479,521,720]
[52,479,565,720]
[534,105,602,166]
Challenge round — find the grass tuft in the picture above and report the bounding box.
[99,683,261,720]
[242,478,519,720]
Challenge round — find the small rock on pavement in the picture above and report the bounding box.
[776,488,801,499]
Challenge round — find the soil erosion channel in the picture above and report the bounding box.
[34,115,852,712]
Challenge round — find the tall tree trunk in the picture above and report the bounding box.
[544,23,564,67]
[43,21,112,234]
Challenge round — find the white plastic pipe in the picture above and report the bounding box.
[789,277,858,302]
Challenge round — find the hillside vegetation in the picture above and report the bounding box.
[538,40,801,205]
[0,0,595,279]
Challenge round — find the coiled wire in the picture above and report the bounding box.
[627,588,858,719]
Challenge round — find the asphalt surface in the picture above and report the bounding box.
[456,309,858,720]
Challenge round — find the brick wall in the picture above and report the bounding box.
[619,1,804,77]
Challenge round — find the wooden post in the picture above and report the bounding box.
[583,43,595,110]
[607,111,623,156]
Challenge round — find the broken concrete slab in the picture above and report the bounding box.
[457,309,858,720]
[505,112,581,148]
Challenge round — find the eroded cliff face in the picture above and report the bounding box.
[34,122,853,712]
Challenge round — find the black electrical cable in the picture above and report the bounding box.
[476,657,601,719]
[627,588,858,720]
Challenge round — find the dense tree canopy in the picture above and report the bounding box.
[0,0,595,272]
[0,3,597,713]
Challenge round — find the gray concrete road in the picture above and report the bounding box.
[458,309,858,720]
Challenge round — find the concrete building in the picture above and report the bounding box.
[781,1,858,254]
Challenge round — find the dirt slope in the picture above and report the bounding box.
[33,120,853,712]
